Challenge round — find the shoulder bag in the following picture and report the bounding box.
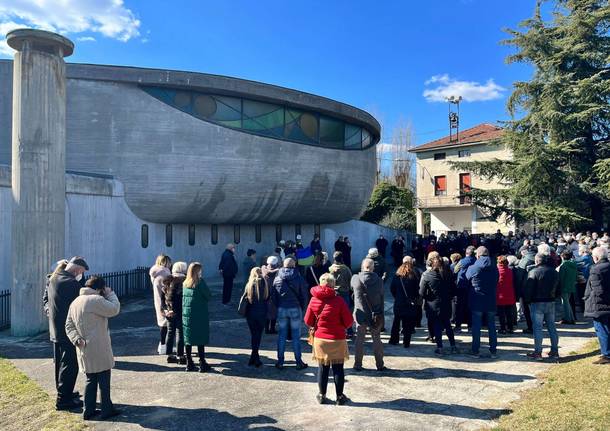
[307,303,326,346]
[360,275,384,331]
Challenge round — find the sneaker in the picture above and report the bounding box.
[336,394,349,406]
[157,342,167,355]
[547,351,560,359]
[295,362,309,370]
[316,393,330,404]
[592,356,610,365]
[166,355,179,364]
[526,352,543,361]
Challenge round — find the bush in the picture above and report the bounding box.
[361,181,415,231]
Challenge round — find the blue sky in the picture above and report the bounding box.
[0,0,539,146]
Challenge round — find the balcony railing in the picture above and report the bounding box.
[416,195,473,208]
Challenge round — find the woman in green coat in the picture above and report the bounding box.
[558,250,577,324]
[182,262,212,372]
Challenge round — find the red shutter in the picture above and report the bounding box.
[435,176,446,192]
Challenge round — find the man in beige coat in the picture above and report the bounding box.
[65,276,121,420]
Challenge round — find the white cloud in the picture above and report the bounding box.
[423,74,505,102]
[0,0,140,56]
[77,36,96,42]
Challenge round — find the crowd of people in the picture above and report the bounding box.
[42,228,610,418]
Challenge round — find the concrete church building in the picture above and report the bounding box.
[0,29,404,335]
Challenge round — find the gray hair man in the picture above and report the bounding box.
[584,247,610,364]
[351,258,386,371]
[367,247,387,280]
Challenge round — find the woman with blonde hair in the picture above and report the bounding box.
[238,267,270,367]
[304,273,353,405]
[150,254,172,354]
[182,262,212,372]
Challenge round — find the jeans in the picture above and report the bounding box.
[53,342,79,405]
[222,276,234,304]
[471,311,498,354]
[430,315,455,349]
[531,302,559,354]
[593,315,609,358]
[84,369,113,416]
[165,315,184,357]
[561,292,575,322]
[277,307,303,365]
[354,322,384,369]
[318,363,345,397]
[247,316,265,361]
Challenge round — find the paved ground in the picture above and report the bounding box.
[0,281,598,431]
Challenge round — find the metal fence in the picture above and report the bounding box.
[0,266,151,331]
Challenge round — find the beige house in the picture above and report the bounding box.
[409,123,514,235]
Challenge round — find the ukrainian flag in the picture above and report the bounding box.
[296,246,314,266]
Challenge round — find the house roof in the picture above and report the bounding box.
[409,123,504,153]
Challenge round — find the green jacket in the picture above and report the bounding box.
[182,279,211,346]
[558,260,577,294]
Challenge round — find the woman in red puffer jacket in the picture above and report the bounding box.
[304,273,353,406]
[496,255,516,334]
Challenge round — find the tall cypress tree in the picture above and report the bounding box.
[451,0,610,230]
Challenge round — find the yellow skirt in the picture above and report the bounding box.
[312,338,349,365]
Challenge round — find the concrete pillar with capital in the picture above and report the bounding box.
[8,29,73,336]
[416,208,425,235]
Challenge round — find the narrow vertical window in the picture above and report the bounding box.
[211,224,218,245]
[165,224,173,247]
[234,224,240,244]
[141,224,149,248]
[276,225,282,244]
[255,224,262,243]
[188,224,196,246]
[434,176,447,196]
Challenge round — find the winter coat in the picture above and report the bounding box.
[466,256,499,312]
[583,258,610,318]
[351,271,384,326]
[455,255,476,291]
[304,285,353,340]
[376,238,389,256]
[390,273,420,318]
[574,254,593,280]
[272,268,308,310]
[65,288,120,374]
[262,265,279,319]
[150,265,170,327]
[371,254,387,279]
[558,260,578,295]
[47,270,82,344]
[163,274,184,320]
[310,240,322,255]
[496,264,516,306]
[242,257,256,281]
[219,249,238,278]
[524,263,560,303]
[329,263,353,296]
[419,268,453,319]
[182,279,211,346]
[243,277,270,321]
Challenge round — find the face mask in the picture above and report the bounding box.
[76,273,83,282]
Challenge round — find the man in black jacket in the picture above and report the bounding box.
[584,247,610,364]
[218,243,238,305]
[47,256,88,410]
[524,253,560,360]
[376,235,389,258]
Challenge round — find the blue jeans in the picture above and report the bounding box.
[471,311,497,354]
[531,302,559,354]
[593,315,609,358]
[277,307,303,365]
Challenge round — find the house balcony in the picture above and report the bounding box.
[416,195,473,209]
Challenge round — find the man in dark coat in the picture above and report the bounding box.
[310,235,322,255]
[453,246,476,331]
[465,246,499,358]
[515,245,538,333]
[584,247,610,364]
[376,235,389,258]
[218,243,238,305]
[47,256,88,410]
[524,253,560,360]
[390,236,405,267]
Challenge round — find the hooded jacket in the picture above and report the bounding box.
[466,256,499,312]
[584,258,610,318]
[150,265,170,327]
[304,285,353,340]
[272,267,308,310]
[65,288,120,374]
[351,271,384,326]
[496,264,516,306]
[47,270,81,344]
[329,263,353,295]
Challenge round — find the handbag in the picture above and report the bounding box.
[399,277,416,308]
[237,292,248,316]
[307,303,326,346]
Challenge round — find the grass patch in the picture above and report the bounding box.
[494,340,610,431]
[0,357,87,431]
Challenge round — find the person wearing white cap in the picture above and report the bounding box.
[263,256,280,334]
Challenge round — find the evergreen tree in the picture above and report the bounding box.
[451,0,610,230]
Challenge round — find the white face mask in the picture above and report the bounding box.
[76,273,83,282]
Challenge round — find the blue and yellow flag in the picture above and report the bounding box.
[296,246,314,266]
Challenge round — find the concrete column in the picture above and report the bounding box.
[416,208,424,235]
[8,29,73,336]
